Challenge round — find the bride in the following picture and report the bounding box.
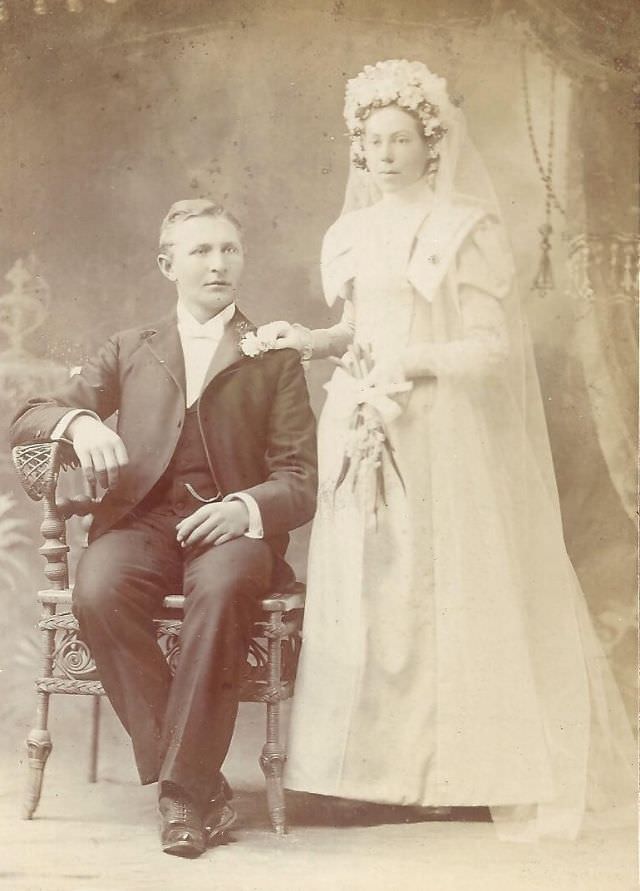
[258,60,634,840]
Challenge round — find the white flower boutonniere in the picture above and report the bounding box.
[239,330,277,359]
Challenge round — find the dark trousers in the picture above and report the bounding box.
[72,510,273,810]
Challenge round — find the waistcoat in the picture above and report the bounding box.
[138,402,218,517]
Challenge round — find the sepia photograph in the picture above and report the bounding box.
[0,1,637,889]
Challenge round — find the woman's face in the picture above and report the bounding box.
[362,104,431,193]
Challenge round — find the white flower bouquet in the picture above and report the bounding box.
[330,343,411,523]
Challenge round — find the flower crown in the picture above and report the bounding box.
[344,59,452,169]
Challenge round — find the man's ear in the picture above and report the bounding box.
[157,253,176,281]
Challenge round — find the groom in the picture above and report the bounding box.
[10,199,317,858]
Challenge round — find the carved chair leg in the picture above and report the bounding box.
[260,705,287,835]
[88,695,101,783]
[24,606,56,820]
[24,698,52,820]
[259,611,287,835]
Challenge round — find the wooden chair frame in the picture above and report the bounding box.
[12,440,305,835]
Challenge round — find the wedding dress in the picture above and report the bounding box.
[285,110,635,841]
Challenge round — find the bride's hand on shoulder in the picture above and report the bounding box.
[257,320,309,353]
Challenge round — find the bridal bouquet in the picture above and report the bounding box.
[330,343,411,522]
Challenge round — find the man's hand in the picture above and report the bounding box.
[175,500,250,549]
[67,415,129,497]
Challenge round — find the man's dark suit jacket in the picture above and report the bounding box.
[10,308,318,565]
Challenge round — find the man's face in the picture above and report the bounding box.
[159,215,244,321]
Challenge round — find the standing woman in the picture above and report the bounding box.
[260,60,633,840]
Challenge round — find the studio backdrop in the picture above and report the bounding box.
[0,1,636,752]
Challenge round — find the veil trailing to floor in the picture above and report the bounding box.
[338,93,635,842]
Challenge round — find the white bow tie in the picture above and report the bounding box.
[177,301,236,342]
[181,329,220,340]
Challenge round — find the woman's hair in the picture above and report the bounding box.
[344,59,452,169]
[158,199,243,255]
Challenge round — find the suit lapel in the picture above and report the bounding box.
[144,312,186,395]
[143,307,254,400]
[200,308,253,394]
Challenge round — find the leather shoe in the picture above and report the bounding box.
[203,779,237,847]
[159,791,206,859]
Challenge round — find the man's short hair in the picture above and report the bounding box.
[158,199,243,254]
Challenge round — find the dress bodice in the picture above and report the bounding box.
[349,180,434,361]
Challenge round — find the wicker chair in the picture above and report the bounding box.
[12,439,305,835]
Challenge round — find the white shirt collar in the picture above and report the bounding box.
[176,301,236,338]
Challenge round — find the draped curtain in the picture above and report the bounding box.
[502,0,638,710]
[504,0,638,525]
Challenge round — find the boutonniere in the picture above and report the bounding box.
[237,322,277,359]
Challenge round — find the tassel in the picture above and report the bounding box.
[533,222,554,294]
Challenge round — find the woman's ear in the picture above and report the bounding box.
[157,253,176,281]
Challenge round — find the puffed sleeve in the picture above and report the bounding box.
[404,214,513,379]
[299,211,359,360]
[456,213,513,300]
[320,211,360,307]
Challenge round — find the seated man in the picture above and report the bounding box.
[10,199,317,858]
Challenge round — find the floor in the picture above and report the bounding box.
[0,701,636,891]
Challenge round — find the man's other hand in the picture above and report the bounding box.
[175,501,250,549]
[67,415,129,496]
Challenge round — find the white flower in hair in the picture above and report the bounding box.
[344,59,453,169]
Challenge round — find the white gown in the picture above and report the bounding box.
[285,179,634,839]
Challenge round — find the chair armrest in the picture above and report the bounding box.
[12,440,78,503]
[11,440,83,591]
[12,440,98,521]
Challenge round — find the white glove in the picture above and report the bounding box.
[255,321,312,357]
